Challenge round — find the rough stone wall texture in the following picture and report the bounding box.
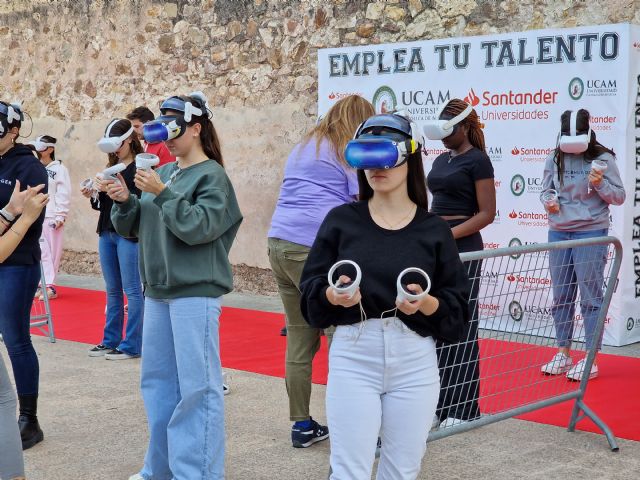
[1,0,638,291]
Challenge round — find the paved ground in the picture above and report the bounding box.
[3,273,638,479]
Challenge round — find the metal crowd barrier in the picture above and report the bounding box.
[429,235,621,451]
[30,262,55,343]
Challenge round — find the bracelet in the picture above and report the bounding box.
[9,227,24,237]
[0,207,16,222]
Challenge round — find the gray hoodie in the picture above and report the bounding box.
[541,151,625,231]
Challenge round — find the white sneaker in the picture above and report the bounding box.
[128,474,144,480]
[541,352,573,375]
[439,417,468,429]
[566,359,598,381]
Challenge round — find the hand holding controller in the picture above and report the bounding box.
[327,260,362,307]
[395,267,431,315]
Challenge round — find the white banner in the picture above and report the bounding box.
[318,23,640,346]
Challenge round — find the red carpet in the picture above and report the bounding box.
[34,286,640,442]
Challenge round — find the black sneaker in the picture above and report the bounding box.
[88,344,112,357]
[291,418,329,448]
[105,349,140,360]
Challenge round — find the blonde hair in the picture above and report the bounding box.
[304,95,375,165]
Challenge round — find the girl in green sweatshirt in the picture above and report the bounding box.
[107,92,242,480]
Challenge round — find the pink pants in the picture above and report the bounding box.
[40,222,65,287]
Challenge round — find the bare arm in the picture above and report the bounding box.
[450,178,496,240]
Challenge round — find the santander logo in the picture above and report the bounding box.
[508,210,518,219]
[507,274,516,282]
[328,92,336,99]
[512,147,520,155]
[463,88,480,106]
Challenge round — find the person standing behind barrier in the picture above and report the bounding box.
[267,95,375,448]
[108,92,242,480]
[540,109,625,381]
[1,183,47,479]
[0,101,49,451]
[127,106,176,167]
[301,112,470,479]
[81,119,144,360]
[30,135,71,300]
[424,98,495,428]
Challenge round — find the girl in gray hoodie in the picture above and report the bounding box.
[540,108,625,381]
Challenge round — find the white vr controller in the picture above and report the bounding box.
[327,260,362,299]
[396,267,431,304]
[135,153,160,170]
[327,261,431,304]
[97,162,126,186]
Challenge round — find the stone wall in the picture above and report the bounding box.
[0,0,637,290]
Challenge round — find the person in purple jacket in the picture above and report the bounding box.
[267,95,375,448]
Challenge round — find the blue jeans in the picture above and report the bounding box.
[140,297,224,480]
[548,229,608,351]
[98,231,144,355]
[0,263,41,395]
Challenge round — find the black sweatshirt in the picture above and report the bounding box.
[90,161,140,236]
[0,144,48,265]
[300,201,470,342]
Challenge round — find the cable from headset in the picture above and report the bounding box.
[19,109,34,139]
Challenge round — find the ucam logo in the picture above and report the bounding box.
[487,146,503,162]
[568,77,618,100]
[510,174,525,196]
[398,88,451,121]
[492,209,501,224]
[507,237,546,259]
[508,300,523,321]
[372,86,397,113]
[627,317,640,331]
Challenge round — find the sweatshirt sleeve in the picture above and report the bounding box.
[300,212,351,329]
[110,194,141,238]
[54,165,72,221]
[152,178,235,246]
[594,154,625,206]
[400,227,470,343]
[541,153,556,198]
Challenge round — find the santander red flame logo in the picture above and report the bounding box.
[507,274,516,282]
[463,88,480,106]
[511,147,520,155]
[508,210,518,219]
[328,92,336,100]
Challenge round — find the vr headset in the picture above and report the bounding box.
[422,101,472,140]
[0,101,24,139]
[559,110,591,154]
[29,135,56,152]
[97,119,134,154]
[143,93,210,144]
[345,112,422,169]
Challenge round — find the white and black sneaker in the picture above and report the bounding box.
[291,417,329,448]
[105,349,140,360]
[88,344,112,357]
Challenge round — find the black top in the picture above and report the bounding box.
[300,201,470,342]
[90,161,140,237]
[0,144,48,265]
[427,147,494,216]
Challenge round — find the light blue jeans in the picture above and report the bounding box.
[548,229,608,351]
[98,231,144,355]
[139,296,224,480]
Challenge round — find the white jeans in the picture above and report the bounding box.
[327,317,440,480]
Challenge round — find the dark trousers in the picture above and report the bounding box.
[0,263,41,395]
[436,226,482,421]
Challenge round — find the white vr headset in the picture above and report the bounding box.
[423,102,472,140]
[558,110,591,154]
[29,136,56,152]
[97,119,134,154]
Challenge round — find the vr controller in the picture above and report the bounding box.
[135,153,160,170]
[327,260,362,299]
[395,267,431,304]
[97,163,126,186]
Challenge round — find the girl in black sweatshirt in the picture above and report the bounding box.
[300,113,470,479]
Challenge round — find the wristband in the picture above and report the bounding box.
[0,207,16,222]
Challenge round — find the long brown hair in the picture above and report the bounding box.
[441,98,486,154]
[179,95,224,167]
[304,95,375,165]
[106,119,143,167]
[357,151,429,210]
[553,109,615,186]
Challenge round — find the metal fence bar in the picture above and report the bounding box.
[29,262,55,343]
[426,235,621,451]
